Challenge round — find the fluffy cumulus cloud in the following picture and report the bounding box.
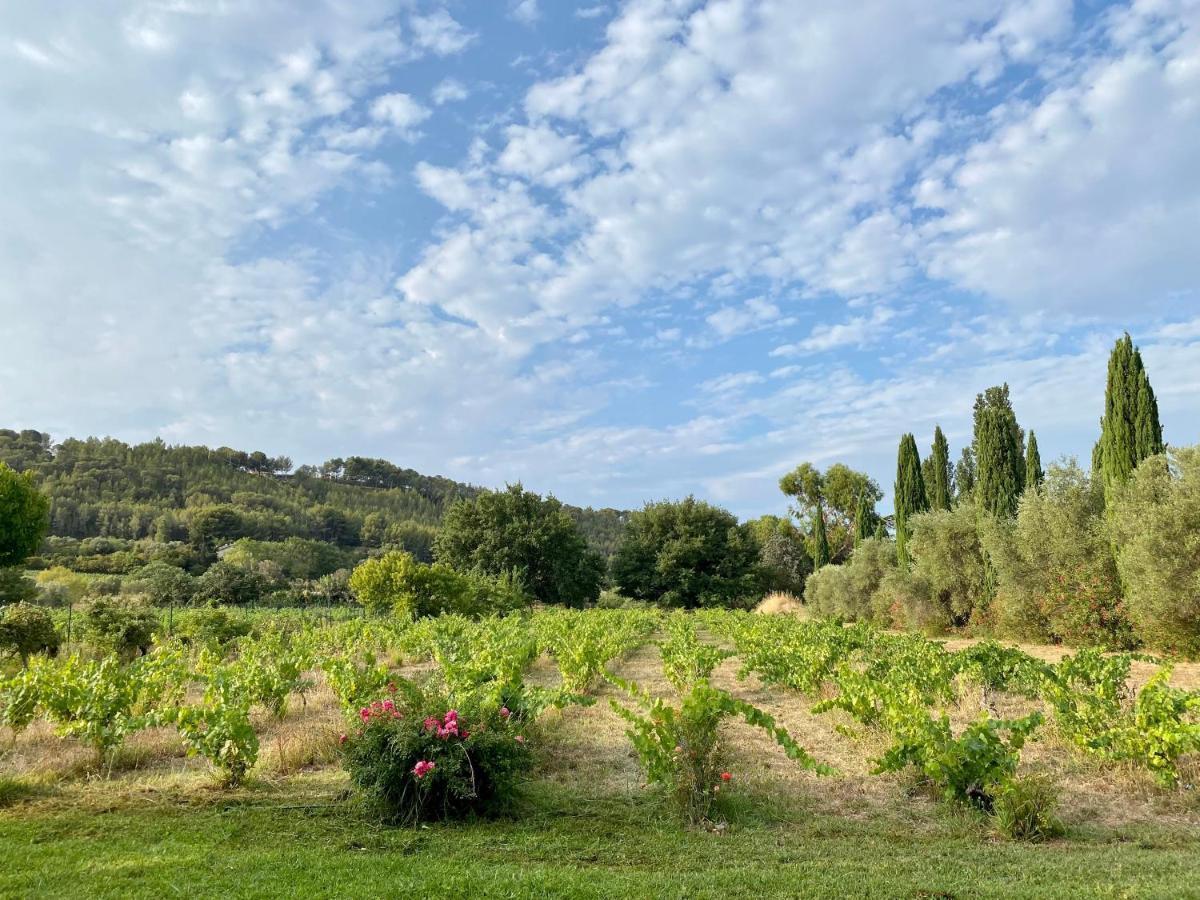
[2,0,1199,516]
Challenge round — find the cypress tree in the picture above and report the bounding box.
[894,433,928,567]
[927,426,953,510]
[973,384,1024,518]
[853,492,873,547]
[955,446,976,503]
[1024,430,1044,490]
[811,498,830,569]
[874,520,888,541]
[1099,334,1164,497]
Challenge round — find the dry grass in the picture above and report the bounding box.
[753,592,808,617]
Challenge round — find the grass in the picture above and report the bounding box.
[3,629,1199,898]
[3,777,1200,899]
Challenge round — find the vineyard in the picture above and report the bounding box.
[2,608,1200,897]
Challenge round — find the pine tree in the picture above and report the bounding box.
[1098,334,1164,498]
[894,433,928,567]
[853,492,873,547]
[927,426,953,510]
[811,498,831,569]
[1024,430,1044,490]
[973,384,1024,518]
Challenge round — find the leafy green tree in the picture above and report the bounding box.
[0,462,50,566]
[1025,431,1044,490]
[1098,333,1164,500]
[894,433,929,567]
[0,568,38,607]
[779,462,881,560]
[746,515,811,594]
[926,426,953,511]
[188,505,246,553]
[128,561,196,607]
[193,561,267,607]
[610,497,762,609]
[435,484,603,607]
[973,384,1025,518]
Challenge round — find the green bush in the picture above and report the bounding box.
[803,538,895,623]
[193,561,268,607]
[172,606,252,649]
[82,598,158,658]
[350,552,528,619]
[128,561,196,607]
[0,463,49,567]
[984,462,1132,648]
[1110,446,1200,656]
[0,568,38,607]
[0,602,60,663]
[992,774,1063,842]
[611,497,763,609]
[342,692,531,824]
[906,504,988,629]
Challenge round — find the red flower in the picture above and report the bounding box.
[720,772,732,782]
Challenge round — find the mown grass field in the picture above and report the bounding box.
[2,626,1199,899]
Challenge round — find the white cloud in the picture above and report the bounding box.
[369,91,431,139]
[510,0,541,26]
[496,124,590,186]
[432,77,469,105]
[771,306,897,356]
[409,10,476,56]
[705,297,785,339]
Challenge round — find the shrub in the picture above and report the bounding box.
[127,561,196,607]
[163,669,259,786]
[342,694,531,824]
[1110,446,1200,656]
[992,774,1063,841]
[906,504,988,629]
[172,606,252,649]
[984,462,1132,648]
[33,567,90,606]
[803,538,895,623]
[350,552,528,619]
[0,603,60,664]
[193,561,268,607]
[874,568,947,633]
[82,598,158,658]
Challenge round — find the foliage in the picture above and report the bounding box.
[193,561,268,607]
[894,433,928,567]
[1024,431,1044,490]
[0,603,60,664]
[127,561,196,607]
[925,426,954,511]
[973,384,1025,518]
[779,462,881,561]
[1098,333,1163,500]
[1110,447,1200,656]
[172,606,252,649]
[991,774,1063,841]
[162,668,259,786]
[905,504,989,630]
[320,654,397,716]
[984,461,1132,648]
[82,598,158,658]
[37,655,145,760]
[803,538,895,624]
[434,484,604,608]
[342,694,532,824]
[611,497,762,609]
[0,568,38,607]
[0,463,50,567]
[746,515,812,594]
[229,632,313,719]
[534,607,659,694]
[349,551,529,619]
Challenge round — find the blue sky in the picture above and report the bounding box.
[1,0,1198,519]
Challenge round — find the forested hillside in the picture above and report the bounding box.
[0,430,628,569]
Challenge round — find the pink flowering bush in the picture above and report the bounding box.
[341,691,532,824]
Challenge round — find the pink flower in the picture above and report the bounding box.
[720,772,732,782]
[423,717,438,732]
[499,707,511,719]
[382,699,395,712]
[413,760,435,779]
[339,734,348,745]
[444,709,458,723]
[359,707,371,722]
[514,735,525,744]
[461,730,470,739]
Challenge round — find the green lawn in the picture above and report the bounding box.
[3,778,1198,899]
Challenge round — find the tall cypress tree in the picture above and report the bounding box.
[874,520,888,541]
[973,384,1024,518]
[852,491,872,547]
[894,433,928,567]
[1024,430,1044,490]
[955,446,976,504]
[927,426,953,510]
[811,498,831,569]
[1099,334,1164,497]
